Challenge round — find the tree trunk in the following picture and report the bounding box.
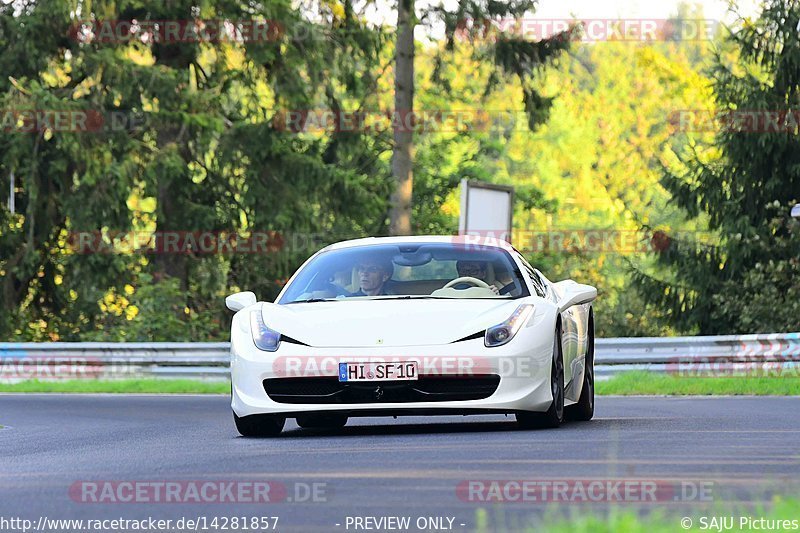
[153,160,188,290]
[389,0,414,236]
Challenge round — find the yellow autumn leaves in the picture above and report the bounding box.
[98,284,139,320]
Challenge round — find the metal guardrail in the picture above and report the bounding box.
[0,342,230,381]
[594,332,800,377]
[1,332,798,381]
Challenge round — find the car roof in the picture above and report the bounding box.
[320,235,515,252]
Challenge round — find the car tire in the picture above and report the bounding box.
[516,325,565,429]
[233,412,285,437]
[296,414,348,429]
[566,317,594,422]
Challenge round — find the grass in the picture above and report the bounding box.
[476,497,800,532]
[1,371,799,395]
[597,370,800,396]
[0,379,229,394]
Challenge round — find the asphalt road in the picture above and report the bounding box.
[1,395,799,532]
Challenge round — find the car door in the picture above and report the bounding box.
[534,268,580,386]
[513,254,573,383]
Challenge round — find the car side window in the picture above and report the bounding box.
[513,252,546,298]
[529,269,547,298]
[533,268,557,303]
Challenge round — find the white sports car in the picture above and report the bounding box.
[226,236,597,436]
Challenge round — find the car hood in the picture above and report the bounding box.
[260,299,524,347]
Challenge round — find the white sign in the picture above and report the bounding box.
[458,179,514,243]
[792,204,800,219]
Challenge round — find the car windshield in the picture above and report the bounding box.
[278,243,530,303]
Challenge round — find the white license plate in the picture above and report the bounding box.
[338,361,418,382]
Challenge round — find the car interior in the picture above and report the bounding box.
[296,260,522,300]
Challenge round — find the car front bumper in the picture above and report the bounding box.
[231,331,556,418]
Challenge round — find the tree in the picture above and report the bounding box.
[389,0,415,235]
[633,0,800,334]
[409,4,719,336]
[0,0,390,340]
[387,0,574,235]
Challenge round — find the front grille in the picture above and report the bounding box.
[264,375,501,404]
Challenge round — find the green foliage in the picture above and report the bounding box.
[414,7,719,336]
[0,1,391,340]
[83,273,222,341]
[432,0,575,132]
[634,0,800,334]
[710,247,800,332]
[3,1,790,341]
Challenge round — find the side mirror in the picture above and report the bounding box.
[557,283,597,313]
[225,291,257,312]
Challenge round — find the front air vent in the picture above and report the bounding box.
[452,331,485,343]
[263,375,501,404]
[280,335,310,346]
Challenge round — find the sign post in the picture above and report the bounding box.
[7,171,14,214]
[458,179,514,244]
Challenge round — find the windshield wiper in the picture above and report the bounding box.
[371,295,456,300]
[286,298,338,304]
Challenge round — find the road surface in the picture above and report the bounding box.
[1,395,798,532]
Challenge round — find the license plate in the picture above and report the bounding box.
[338,361,418,382]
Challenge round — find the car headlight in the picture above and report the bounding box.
[485,304,534,347]
[250,310,281,352]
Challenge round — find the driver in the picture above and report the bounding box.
[455,260,500,295]
[351,258,394,296]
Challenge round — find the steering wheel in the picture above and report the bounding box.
[443,276,491,290]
